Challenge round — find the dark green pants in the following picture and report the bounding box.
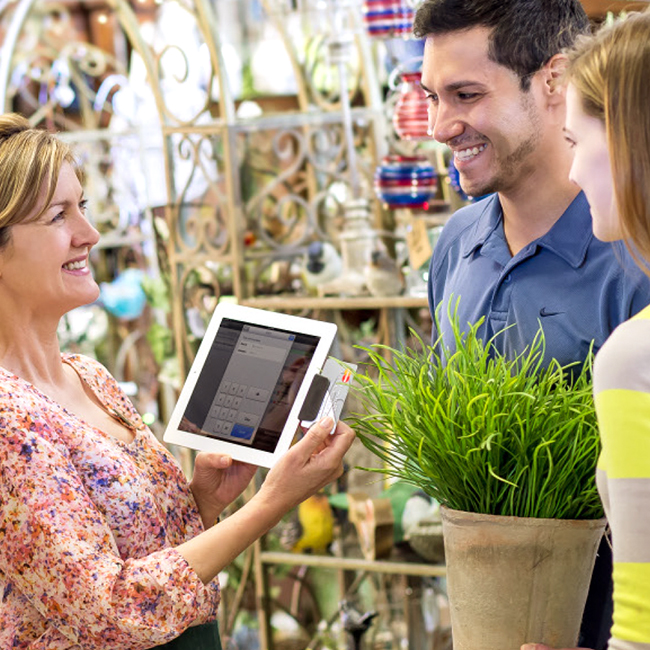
[155,620,222,650]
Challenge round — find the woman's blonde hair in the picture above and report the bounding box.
[566,10,650,276]
[0,113,81,250]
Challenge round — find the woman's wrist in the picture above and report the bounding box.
[249,486,295,528]
[190,483,225,529]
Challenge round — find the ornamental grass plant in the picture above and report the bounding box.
[349,308,603,520]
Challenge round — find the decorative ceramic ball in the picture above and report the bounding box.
[392,72,429,141]
[374,155,438,210]
[362,0,414,39]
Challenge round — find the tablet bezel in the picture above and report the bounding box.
[163,302,337,468]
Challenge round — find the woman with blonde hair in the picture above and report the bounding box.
[0,112,355,650]
[523,9,650,650]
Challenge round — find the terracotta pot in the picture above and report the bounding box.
[440,507,607,650]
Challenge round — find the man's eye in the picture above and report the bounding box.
[564,137,576,149]
[458,92,480,100]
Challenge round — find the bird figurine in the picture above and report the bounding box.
[278,492,335,554]
[401,490,439,537]
[302,241,343,296]
[340,600,378,650]
[364,247,404,297]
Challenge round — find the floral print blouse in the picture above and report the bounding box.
[0,354,220,649]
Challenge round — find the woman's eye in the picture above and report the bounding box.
[79,199,88,213]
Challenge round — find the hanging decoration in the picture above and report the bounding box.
[362,0,415,39]
[374,154,437,210]
[392,71,429,140]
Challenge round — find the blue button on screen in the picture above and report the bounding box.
[230,424,255,440]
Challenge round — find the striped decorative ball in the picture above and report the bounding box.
[363,0,414,38]
[374,155,438,209]
[392,72,429,141]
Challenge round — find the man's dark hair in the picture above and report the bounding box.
[413,0,590,90]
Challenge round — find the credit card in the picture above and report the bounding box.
[300,357,357,434]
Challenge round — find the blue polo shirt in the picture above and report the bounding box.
[428,191,650,367]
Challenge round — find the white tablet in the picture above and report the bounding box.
[163,302,338,468]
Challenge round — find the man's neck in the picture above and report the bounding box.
[498,164,581,256]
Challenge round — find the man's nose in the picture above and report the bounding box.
[429,100,464,144]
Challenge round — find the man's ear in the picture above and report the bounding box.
[540,53,569,106]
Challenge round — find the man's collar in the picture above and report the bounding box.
[461,194,501,258]
[462,191,593,268]
[535,192,592,268]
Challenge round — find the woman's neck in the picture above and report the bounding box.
[0,317,64,387]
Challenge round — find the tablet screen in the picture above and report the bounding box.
[179,318,320,452]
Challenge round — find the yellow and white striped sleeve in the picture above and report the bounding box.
[593,305,650,650]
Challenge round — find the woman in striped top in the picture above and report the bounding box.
[524,9,650,650]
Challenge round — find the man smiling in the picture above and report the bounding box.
[413,1,650,649]
[416,0,650,369]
